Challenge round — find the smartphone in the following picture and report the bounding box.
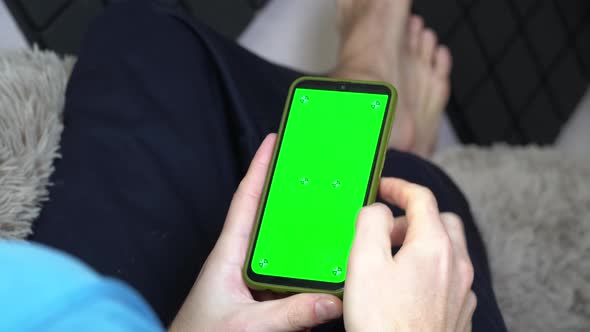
[243,77,397,295]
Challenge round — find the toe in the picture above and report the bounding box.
[407,15,423,54]
[420,29,437,63]
[434,46,453,78]
[428,74,451,113]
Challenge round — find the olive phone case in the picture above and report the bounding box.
[243,77,397,296]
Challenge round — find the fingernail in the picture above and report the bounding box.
[315,299,340,321]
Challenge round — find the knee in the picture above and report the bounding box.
[79,0,208,65]
[382,150,471,215]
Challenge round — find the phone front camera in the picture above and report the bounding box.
[340,84,346,90]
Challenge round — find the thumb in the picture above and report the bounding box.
[249,293,342,331]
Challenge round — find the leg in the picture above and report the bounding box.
[334,0,451,158]
[31,0,297,324]
[333,1,506,327]
[31,0,505,330]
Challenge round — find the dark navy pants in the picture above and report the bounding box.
[30,1,506,330]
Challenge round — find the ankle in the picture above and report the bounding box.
[389,116,416,151]
[330,64,390,83]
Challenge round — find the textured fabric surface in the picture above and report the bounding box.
[434,146,590,332]
[0,49,73,239]
[0,49,589,330]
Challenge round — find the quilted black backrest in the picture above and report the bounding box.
[6,0,588,145]
[413,0,590,145]
[3,0,267,54]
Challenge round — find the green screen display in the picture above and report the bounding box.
[251,87,389,284]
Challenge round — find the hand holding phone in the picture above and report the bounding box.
[170,133,475,332]
[344,178,477,332]
[169,135,343,332]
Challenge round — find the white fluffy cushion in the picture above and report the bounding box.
[0,49,73,238]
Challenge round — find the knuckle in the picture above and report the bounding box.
[372,203,393,217]
[356,206,372,220]
[441,212,464,232]
[437,233,454,257]
[225,312,252,332]
[357,203,392,222]
[355,207,371,228]
[458,259,475,288]
[233,182,254,201]
[417,233,452,260]
[421,186,436,200]
[413,185,434,200]
[415,187,439,209]
[430,237,454,272]
[285,298,307,329]
[253,158,269,172]
[356,203,394,234]
[469,291,478,313]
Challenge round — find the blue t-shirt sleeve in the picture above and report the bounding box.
[0,240,164,332]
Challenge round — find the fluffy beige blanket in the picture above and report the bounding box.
[0,49,589,331]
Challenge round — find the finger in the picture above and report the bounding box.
[464,321,472,332]
[390,215,408,247]
[439,213,475,331]
[250,293,342,331]
[253,290,276,302]
[215,134,277,263]
[457,291,477,332]
[349,203,395,267]
[440,212,469,258]
[254,290,289,302]
[379,178,446,242]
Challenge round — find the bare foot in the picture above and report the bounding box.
[403,15,452,158]
[333,0,414,151]
[331,0,452,158]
